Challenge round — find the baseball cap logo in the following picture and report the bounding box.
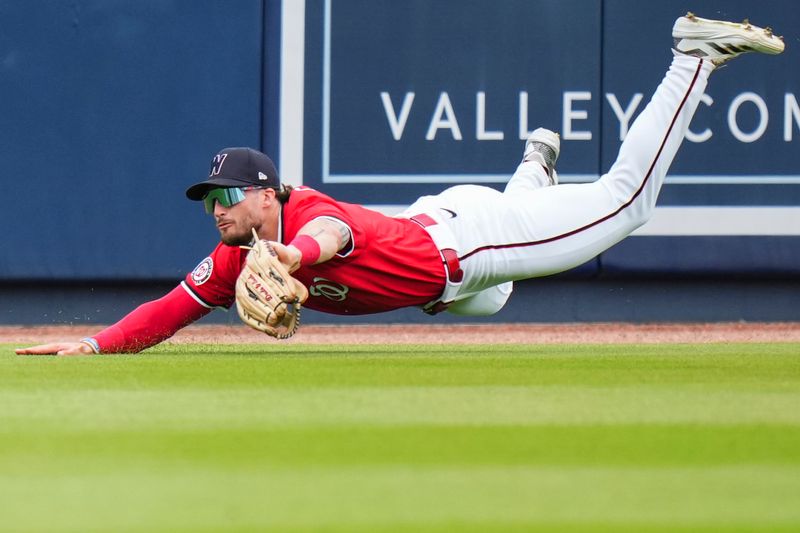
[209,153,228,176]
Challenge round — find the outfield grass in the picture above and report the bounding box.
[1,342,799,532]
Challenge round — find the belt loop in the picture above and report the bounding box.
[440,248,463,283]
[410,213,437,228]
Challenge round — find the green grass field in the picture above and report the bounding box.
[1,342,799,532]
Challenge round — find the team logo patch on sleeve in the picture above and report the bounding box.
[191,257,214,286]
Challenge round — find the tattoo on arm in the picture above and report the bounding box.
[309,224,348,247]
[336,222,351,248]
[303,217,352,253]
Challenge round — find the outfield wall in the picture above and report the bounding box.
[1,0,798,323]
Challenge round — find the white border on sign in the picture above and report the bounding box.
[363,205,800,236]
[628,207,800,236]
[280,0,306,187]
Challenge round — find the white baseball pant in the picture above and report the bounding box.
[402,54,715,315]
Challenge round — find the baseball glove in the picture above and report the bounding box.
[235,231,309,339]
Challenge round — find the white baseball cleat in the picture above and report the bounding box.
[672,12,785,66]
[523,127,560,185]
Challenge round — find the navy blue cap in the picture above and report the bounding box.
[186,147,280,200]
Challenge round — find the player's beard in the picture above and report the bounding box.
[220,231,250,247]
[218,216,260,246]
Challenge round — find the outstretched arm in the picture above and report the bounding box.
[15,284,211,355]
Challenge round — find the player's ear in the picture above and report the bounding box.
[260,187,277,207]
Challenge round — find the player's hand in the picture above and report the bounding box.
[268,241,303,273]
[15,342,95,356]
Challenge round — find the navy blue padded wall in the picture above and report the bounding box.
[1,0,797,282]
[0,0,263,279]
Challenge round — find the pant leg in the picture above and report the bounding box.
[504,160,552,194]
[447,54,714,298]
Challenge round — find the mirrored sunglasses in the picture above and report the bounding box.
[202,186,262,214]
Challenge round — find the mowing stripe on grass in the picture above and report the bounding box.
[2,342,799,532]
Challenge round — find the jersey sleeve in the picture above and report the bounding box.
[89,243,245,353]
[284,188,362,257]
[181,242,246,309]
[91,284,212,353]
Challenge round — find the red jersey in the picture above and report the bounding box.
[183,187,446,315]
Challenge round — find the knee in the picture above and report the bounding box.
[447,282,513,316]
[601,172,657,227]
[627,199,656,228]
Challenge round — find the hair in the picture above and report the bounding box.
[275,184,293,204]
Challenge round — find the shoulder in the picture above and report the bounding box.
[183,242,245,309]
[189,242,245,284]
[285,186,336,208]
[283,186,353,224]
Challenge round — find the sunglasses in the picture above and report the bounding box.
[202,186,263,214]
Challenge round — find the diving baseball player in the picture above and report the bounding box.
[17,13,785,354]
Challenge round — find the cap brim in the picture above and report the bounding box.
[185,177,254,200]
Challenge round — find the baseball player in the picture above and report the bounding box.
[17,14,784,354]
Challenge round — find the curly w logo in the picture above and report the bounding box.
[309,277,349,302]
[209,153,228,176]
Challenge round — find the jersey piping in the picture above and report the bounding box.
[181,280,226,310]
[459,58,705,262]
